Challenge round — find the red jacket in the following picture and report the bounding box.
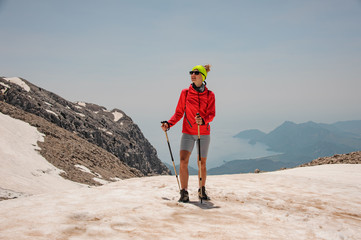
[168,84,215,135]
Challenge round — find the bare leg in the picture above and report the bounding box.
[179,150,191,190]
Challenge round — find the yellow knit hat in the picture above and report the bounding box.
[192,65,207,81]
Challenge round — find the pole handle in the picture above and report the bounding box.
[161,121,170,132]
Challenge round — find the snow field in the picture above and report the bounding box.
[1,164,361,240]
[0,113,84,196]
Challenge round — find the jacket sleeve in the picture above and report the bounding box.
[203,91,215,125]
[168,89,187,127]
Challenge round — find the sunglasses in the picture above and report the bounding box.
[189,71,204,76]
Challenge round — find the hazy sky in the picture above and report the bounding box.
[1,0,361,166]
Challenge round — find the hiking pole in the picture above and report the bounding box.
[196,113,203,204]
[161,122,181,191]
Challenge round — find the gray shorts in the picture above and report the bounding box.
[180,133,211,158]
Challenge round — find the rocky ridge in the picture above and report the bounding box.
[299,151,361,167]
[0,77,170,176]
[0,101,143,189]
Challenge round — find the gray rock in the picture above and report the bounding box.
[0,101,143,186]
[298,151,361,167]
[0,77,170,175]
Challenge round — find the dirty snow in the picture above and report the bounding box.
[3,77,30,92]
[77,102,86,107]
[45,109,58,117]
[0,113,84,196]
[92,177,110,185]
[75,165,106,184]
[98,127,113,135]
[1,164,360,239]
[112,111,123,122]
[1,113,361,239]
[76,112,86,117]
[74,164,93,174]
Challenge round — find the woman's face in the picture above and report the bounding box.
[190,70,203,87]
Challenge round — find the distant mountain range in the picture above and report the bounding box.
[208,120,361,174]
[236,120,361,157]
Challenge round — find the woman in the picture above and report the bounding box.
[161,64,216,203]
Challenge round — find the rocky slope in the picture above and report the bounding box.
[0,101,143,188]
[299,151,361,167]
[0,77,170,175]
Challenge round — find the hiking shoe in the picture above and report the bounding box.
[178,189,189,203]
[198,186,210,200]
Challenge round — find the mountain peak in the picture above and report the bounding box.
[0,76,170,176]
[280,120,296,126]
[234,129,266,140]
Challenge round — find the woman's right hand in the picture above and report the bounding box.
[161,121,169,132]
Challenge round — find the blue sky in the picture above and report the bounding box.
[1,0,361,167]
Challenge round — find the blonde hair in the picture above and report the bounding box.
[204,64,211,73]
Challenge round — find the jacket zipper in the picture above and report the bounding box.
[185,113,192,128]
[198,92,201,113]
